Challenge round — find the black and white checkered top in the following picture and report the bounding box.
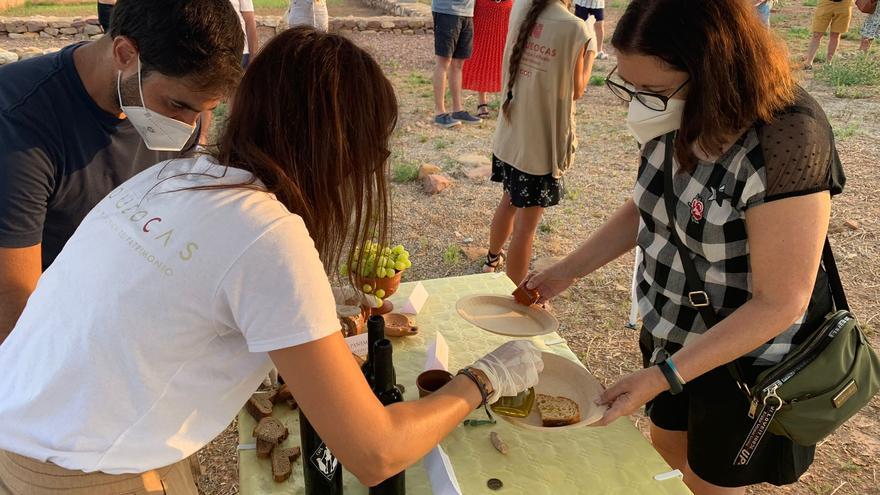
[634,87,846,366]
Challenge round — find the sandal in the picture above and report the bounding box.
[477,104,490,119]
[482,250,506,273]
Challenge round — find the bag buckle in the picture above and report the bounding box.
[688,291,710,307]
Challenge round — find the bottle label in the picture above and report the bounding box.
[310,442,340,482]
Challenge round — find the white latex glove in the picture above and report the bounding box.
[469,340,544,404]
[331,286,382,309]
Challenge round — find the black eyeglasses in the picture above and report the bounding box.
[604,66,689,112]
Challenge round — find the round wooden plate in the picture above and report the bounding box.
[455,294,559,337]
[504,352,607,431]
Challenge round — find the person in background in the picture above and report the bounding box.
[574,0,608,59]
[859,4,880,52]
[483,0,596,284]
[804,0,855,69]
[462,0,513,119]
[527,0,845,493]
[432,0,483,128]
[755,0,772,27]
[198,0,260,145]
[0,0,243,344]
[96,0,116,32]
[0,28,543,494]
[288,0,329,31]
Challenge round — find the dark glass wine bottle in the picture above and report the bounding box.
[369,339,405,495]
[361,315,386,386]
[300,409,343,494]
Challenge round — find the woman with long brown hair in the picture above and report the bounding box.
[483,0,597,284]
[0,27,542,494]
[526,0,845,493]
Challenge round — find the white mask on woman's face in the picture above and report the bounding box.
[117,57,196,152]
[626,97,686,145]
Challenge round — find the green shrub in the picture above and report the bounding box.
[818,55,880,87]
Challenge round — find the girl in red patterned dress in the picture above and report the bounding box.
[462,0,514,118]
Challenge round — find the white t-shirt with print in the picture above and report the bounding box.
[0,156,340,474]
[230,0,256,54]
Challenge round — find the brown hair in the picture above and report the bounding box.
[612,0,795,172]
[502,0,562,121]
[213,27,398,283]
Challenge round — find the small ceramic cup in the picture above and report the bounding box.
[417,369,454,398]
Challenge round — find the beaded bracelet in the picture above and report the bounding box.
[457,367,494,420]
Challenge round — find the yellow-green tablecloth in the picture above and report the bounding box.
[238,273,692,494]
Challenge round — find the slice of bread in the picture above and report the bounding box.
[253,417,289,443]
[253,417,288,459]
[536,393,580,427]
[272,384,293,404]
[256,438,275,459]
[271,447,302,482]
[245,392,276,422]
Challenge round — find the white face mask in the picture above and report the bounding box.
[117,57,196,152]
[626,97,686,145]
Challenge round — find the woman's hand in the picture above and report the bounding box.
[523,262,579,303]
[592,367,668,426]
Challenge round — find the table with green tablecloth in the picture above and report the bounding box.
[238,273,692,494]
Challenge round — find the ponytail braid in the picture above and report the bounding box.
[502,0,554,122]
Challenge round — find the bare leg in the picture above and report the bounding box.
[650,422,688,471]
[827,32,842,62]
[805,32,824,67]
[433,56,452,115]
[488,191,517,255]
[478,92,488,106]
[650,422,747,495]
[595,20,605,54]
[861,37,873,52]
[506,206,545,285]
[449,58,466,113]
[682,464,747,495]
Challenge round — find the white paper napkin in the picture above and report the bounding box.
[421,332,463,495]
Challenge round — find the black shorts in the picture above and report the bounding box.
[491,155,563,208]
[432,12,474,59]
[574,5,604,21]
[639,329,815,487]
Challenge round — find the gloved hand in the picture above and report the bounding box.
[469,340,544,404]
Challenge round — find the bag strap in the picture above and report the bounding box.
[823,238,849,312]
[660,136,751,392]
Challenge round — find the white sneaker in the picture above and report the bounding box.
[596,51,609,60]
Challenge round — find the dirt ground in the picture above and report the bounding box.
[2,2,878,494]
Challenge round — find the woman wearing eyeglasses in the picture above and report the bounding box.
[526,0,845,493]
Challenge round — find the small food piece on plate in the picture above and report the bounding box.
[245,392,276,422]
[253,417,289,459]
[512,284,539,306]
[536,393,581,427]
[271,447,302,482]
[489,431,509,454]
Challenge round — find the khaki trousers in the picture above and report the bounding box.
[0,451,200,495]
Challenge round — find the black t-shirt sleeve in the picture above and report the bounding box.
[748,89,846,209]
[0,116,56,248]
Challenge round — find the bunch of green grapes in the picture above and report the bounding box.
[339,241,412,302]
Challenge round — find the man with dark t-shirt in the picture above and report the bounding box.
[0,0,245,342]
